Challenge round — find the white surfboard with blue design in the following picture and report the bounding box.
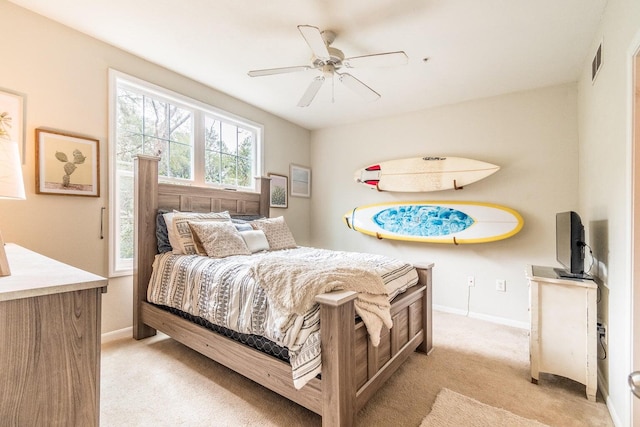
[343,201,523,244]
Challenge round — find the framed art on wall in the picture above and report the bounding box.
[268,173,288,208]
[290,163,311,198]
[0,88,26,163]
[36,129,100,197]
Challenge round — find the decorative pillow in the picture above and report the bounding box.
[165,211,231,255]
[188,221,251,258]
[250,216,297,250]
[239,230,270,253]
[234,222,254,232]
[156,209,172,253]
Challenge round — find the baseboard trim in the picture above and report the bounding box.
[434,305,529,330]
[597,369,622,427]
[101,326,133,344]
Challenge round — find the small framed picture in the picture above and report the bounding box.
[290,164,311,198]
[268,173,288,208]
[36,129,100,197]
[0,88,26,163]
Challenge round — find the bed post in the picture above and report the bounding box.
[133,155,160,339]
[257,176,270,218]
[316,290,358,427]
[414,263,434,354]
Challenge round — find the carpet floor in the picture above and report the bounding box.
[100,311,614,426]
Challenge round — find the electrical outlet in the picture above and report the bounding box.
[597,322,607,345]
[467,276,475,287]
[496,279,506,292]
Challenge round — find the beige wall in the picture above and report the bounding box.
[0,1,311,334]
[310,84,579,327]
[577,0,640,424]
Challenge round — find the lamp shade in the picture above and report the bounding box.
[0,139,25,200]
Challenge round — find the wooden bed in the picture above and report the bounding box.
[132,155,433,426]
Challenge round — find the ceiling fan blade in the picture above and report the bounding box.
[297,76,325,107]
[297,25,330,61]
[338,73,380,102]
[248,65,312,77]
[343,51,408,68]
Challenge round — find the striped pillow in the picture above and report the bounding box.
[165,211,231,255]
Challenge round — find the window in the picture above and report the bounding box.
[108,70,263,276]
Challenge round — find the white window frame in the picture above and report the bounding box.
[108,69,264,277]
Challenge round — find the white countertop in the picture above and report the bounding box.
[0,244,107,302]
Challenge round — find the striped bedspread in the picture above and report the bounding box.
[147,246,418,389]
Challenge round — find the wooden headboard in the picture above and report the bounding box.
[132,154,270,337]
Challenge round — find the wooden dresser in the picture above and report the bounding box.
[526,264,597,401]
[0,244,107,426]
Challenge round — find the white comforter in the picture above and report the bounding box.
[147,246,418,389]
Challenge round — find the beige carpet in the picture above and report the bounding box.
[421,388,549,427]
[101,311,614,426]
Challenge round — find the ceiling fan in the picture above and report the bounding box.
[247,25,408,107]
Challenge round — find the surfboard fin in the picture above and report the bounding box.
[453,180,463,190]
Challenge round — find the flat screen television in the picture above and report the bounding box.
[555,211,585,276]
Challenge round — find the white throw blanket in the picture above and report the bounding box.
[250,256,393,346]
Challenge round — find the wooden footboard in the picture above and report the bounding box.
[133,155,433,426]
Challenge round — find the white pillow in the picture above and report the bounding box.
[164,211,231,255]
[250,216,297,250]
[239,230,270,253]
[188,221,251,258]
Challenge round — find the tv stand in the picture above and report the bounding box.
[525,265,597,401]
[552,267,593,281]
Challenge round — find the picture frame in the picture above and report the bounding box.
[36,128,100,197]
[0,88,26,164]
[290,164,311,198]
[268,173,288,208]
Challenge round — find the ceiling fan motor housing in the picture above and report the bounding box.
[313,46,345,69]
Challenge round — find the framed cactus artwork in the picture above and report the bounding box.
[35,129,100,197]
[268,173,288,208]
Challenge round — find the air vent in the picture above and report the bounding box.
[592,41,602,83]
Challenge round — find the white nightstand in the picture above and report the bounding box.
[526,264,597,401]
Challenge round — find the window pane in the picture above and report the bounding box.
[205,117,221,152]
[117,88,143,135]
[169,140,192,179]
[221,153,237,186]
[205,151,221,184]
[144,98,168,139]
[116,131,143,163]
[238,128,253,156]
[237,156,251,187]
[169,105,192,140]
[221,122,238,155]
[117,173,134,260]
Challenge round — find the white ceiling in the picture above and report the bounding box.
[10,0,607,130]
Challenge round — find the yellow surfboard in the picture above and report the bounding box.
[344,201,523,244]
[354,156,500,192]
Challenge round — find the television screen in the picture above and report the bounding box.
[556,211,585,275]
